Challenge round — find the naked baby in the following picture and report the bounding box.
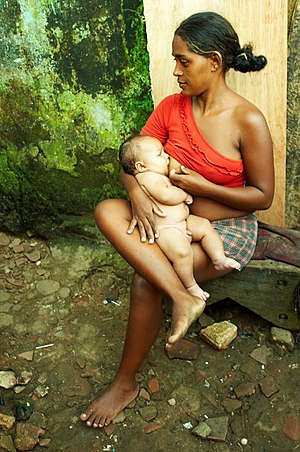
[119,135,241,302]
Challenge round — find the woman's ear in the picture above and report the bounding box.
[209,51,222,72]
[135,161,147,173]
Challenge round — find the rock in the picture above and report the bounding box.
[167,398,176,406]
[139,406,158,422]
[76,358,86,369]
[0,433,16,452]
[258,376,279,397]
[29,412,46,429]
[18,351,34,362]
[13,386,26,394]
[222,398,243,412]
[14,423,45,451]
[24,250,41,263]
[0,413,16,431]
[58,287,71,299]
[0,291,10,302]
[200,321,237,350]
[139,388,151,401]
[240,359,261,376]
[165,338,199,360]
[249,345,272,364]
[143,422,162,433]
[282,414,299,441]
[135,372,145,383]
[254,420,277,433]
[147,378,159,394]
[36,280,60,296]
[204,416,229,442]
[39,438,51,448]
[17,371,33,386]
[192,421,211,438]
[112,411,126,424]
[13,245,25,254]
[103,424,116,436]
[0,371,17,389]
[269,327,295,352]
[33,386,49,398]
[171,385,201,412]
[234,381,256,399]
[0,233,10,246]
[0,314,14,328]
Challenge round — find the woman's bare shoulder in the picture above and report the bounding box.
[231,94,267,125]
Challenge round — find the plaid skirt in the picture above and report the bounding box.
[211,214,258,269]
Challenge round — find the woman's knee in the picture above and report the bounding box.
[131,272,162,299]
[94,199,130,230]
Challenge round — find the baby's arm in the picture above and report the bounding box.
[137,172,191,206]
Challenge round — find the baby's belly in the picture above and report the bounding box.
[156,203,189,226]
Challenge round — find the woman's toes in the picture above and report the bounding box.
[98,416,107,428]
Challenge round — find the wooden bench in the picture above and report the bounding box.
[202,259,300,331]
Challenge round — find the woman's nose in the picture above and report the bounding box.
[173,63,183,77]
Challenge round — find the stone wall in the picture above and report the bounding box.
[0,0,153,236]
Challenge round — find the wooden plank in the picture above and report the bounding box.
[201,260,300,330]
[143,0,287,226]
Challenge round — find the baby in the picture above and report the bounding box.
[119,135,240,300]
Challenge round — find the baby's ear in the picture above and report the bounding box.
[135,161,147,173]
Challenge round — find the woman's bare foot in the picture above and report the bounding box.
[213,256,241,271]
[187,283,210,300]
[166,295,206,349]
[80,380,139,428]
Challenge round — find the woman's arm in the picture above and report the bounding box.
[121,170,166,243]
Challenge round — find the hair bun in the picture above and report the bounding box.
[231,44,267,73]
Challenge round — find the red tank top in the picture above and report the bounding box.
[141,94,245,188]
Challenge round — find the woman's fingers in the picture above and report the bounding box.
[127,217,137,235]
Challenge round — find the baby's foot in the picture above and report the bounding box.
[80,381,139,428]
[166,295,206,349]
[187,283,210,300]
[213,256,241,271]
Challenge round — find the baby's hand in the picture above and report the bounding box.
[185,194,193,205]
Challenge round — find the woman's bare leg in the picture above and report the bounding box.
[80,273,163,427]
[80,199,205,427]
[92,199,205,346]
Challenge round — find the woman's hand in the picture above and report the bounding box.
[127,187,166,244]
[170,166,210,196]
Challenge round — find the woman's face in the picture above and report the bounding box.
[172,35,212,96]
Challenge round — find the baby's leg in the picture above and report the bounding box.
[156,228,209,300]
[186,216,241,271]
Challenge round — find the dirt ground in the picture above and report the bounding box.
[0,230,299,452]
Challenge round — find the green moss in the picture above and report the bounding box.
[0,0,153,235]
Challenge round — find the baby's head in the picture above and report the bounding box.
[119,135,169,176]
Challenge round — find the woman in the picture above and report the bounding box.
[80,11,274,429]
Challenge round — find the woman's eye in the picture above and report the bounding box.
[181,61,188,66]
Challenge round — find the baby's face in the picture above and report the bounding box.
[138,137,169,175]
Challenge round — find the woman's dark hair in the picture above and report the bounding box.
[175,12,267,73]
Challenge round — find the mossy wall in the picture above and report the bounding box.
[0,0,153,236]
